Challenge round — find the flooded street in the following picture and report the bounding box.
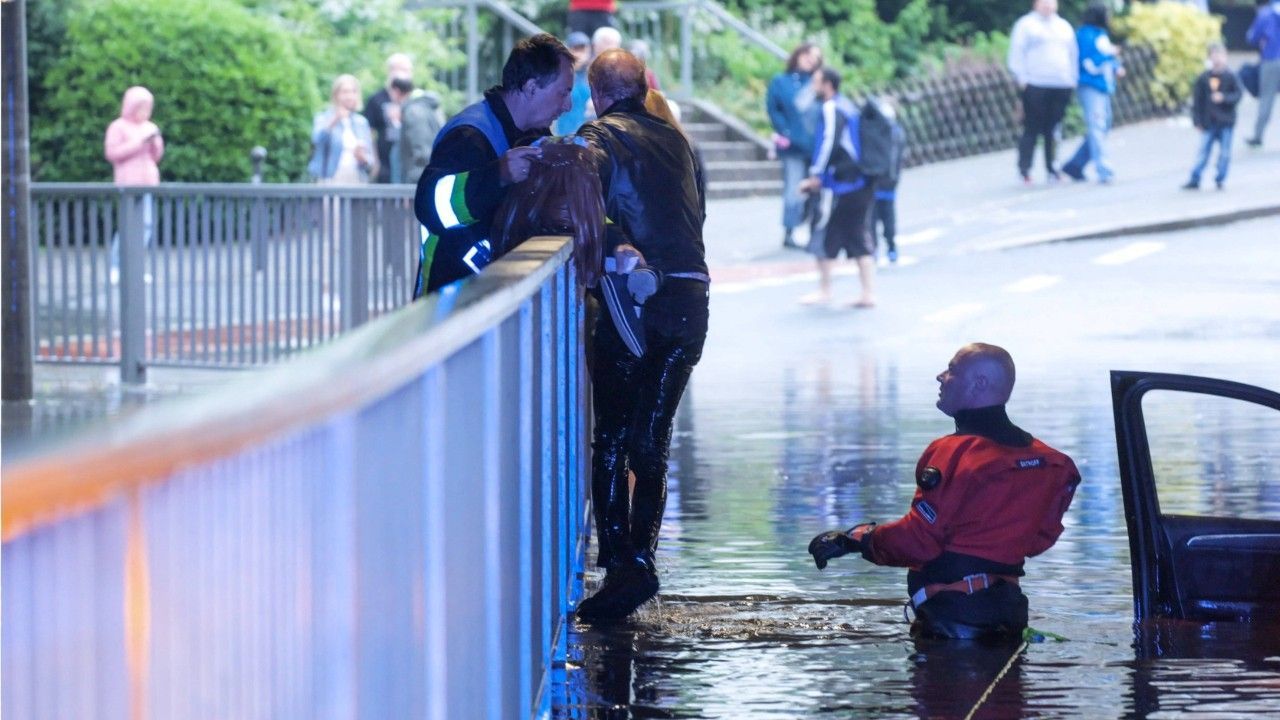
[553,220,1280,718]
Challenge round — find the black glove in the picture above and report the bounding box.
[808,523,875,570]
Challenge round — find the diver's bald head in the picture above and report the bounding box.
[588,49,647,114]
[936,343,1017,416]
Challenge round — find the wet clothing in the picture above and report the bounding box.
[413,88,549,297]
[577,96,709,574]
[860,405,1081,638]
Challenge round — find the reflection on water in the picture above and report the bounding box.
[553,348,1280,718]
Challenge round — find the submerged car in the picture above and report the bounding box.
[1111,370,1280,629]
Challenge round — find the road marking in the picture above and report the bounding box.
[899,227,943,246]
[1002,274,1061,293]
[1092,241,1165,266]
[924,302,984,324]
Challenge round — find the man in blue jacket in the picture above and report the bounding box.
[766,43,824,249]
[413,34,574,297]
[1246,0,1280,147]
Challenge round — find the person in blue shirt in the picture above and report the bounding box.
[1061,4,1124,184]
[555,32,594,135]
[766,43,824,249]
[1246,0,1280,146]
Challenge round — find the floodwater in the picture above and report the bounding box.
[552,342,1280,718]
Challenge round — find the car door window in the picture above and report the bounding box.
[1142,390,1280,521]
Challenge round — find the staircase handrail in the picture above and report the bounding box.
[693,0,787,60]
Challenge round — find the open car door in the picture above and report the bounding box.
[1111,370,1280,623]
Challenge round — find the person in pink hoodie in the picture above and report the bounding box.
[104,86,163,282]
[105,86,164,185]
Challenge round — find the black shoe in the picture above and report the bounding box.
[783,232,802,249]
[575,565,659,622]
[1061,166,1085,182]
[1216,181,1225,190]
[1245,137,1262,148]
[1181,181,1199,190]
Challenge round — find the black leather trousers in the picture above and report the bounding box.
[589,279,708,572]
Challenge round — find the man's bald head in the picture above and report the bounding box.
[588,49,648,115]
[935,343,1017,416]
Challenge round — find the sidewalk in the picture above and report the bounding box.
[704,87,1279,282]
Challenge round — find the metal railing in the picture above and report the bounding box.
[3,236,590,719]
[421,0,785,102]
[31,183,419,382]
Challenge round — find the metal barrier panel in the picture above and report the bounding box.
[3,237,588,719]
[29,184,420,379]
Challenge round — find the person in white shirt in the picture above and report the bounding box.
[1008,0,1078,184]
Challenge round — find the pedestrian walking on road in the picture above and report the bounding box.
[871,101,906,264]
[1008,0,1078,185]
[1245,0,1280,147]
[1061,3,1124,184]
[808,343,1081,640]
[798,68,876,309]
[104,85,164,284]
[1183,43,1242,190]
[767,43,824,249]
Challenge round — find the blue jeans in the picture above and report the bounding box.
[1062,86,1113,181]
[1188,126,1232,186]
[780,149,810,231]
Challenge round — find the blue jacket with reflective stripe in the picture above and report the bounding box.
[412,90,548,297]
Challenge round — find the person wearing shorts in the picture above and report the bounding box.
[799,67,876,308]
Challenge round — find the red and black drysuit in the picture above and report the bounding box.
[859,404,1081,639]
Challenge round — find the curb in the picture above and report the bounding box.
[708,202,1280,284]
[974,202,1280,253]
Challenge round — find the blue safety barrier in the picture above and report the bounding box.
[2,236,589,719]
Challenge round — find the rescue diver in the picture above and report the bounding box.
[809,343,1081,639]
[413,34,575,296]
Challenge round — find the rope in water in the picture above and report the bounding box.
[961,627,1066,720]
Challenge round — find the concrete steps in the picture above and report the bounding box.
[676,100,779,200]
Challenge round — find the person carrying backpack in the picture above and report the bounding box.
[798,67,876,308]
[862,98,906,264]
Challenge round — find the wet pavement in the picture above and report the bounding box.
[553,217,1280,718]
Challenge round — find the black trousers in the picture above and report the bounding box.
[1017,85,1074,176]
[589,280,708,572]
[872,197,896,254]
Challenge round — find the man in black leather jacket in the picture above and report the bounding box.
[574,49,710,621]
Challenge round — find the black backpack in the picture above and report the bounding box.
[855,98,895,179]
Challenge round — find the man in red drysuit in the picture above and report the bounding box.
[809,343,1081,639]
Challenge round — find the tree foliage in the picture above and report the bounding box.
[235,0,461,110]
[34,0,319,182]
[1115,1,1223,108]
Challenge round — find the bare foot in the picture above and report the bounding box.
[844,298,876,309]
[799,291,831,305]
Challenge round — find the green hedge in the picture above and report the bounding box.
[33,0,318,182]
[1115,1,1223,109]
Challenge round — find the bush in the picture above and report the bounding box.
[33,0,319,182]
[1115,1,1223,108]
[239,0,462,115]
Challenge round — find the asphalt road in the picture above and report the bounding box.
[698,215,1279,389]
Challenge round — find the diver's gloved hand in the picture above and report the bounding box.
[627,268,662,304]
[808,522,875,570]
